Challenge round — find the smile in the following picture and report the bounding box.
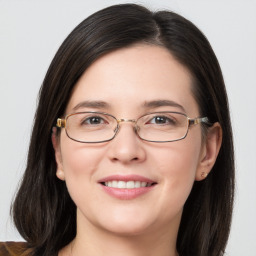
[99,175,157,200]
[103,180,153,189]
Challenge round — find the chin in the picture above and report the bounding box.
[103,222,152,237]
[97,212,157,237]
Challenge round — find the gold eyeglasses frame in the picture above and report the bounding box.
[56,111,210,143]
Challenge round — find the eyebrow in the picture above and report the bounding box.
[72,100,111,111]
[72,99,186,113]
[143,100,186,112]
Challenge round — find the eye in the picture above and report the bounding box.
[148,115,175,125]
[82,116,107,125]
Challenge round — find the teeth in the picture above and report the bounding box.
[135,181,140,188]
[112,180,118,187]
[117,181,126,188]
[104,180,150,189]
[126,181,134,189]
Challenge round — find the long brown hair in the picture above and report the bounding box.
[12,4,234,256]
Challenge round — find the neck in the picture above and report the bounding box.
[71,234,178,256]
[66,212,180,256]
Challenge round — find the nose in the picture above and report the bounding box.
[107,120,146,164]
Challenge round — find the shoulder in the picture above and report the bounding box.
[0,242,32,256]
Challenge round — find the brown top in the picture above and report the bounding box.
[0,242,32,256]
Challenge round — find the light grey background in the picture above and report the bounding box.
[1,1,256,255]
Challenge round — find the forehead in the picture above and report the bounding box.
[66,44,199,116]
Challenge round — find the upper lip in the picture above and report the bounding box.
[98,174,157,184]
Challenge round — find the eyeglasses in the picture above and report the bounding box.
[56,111,210,143]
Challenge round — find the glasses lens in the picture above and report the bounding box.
[137,112,188,142]
[66,112,117,143]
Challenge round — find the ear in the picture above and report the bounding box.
[52,127,65,181]
[195,122,222,181]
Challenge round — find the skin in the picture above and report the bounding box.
[53,44,222,256]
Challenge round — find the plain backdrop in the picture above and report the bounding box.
[0,1,256,255]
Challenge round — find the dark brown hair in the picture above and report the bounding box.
[12,4,234,256]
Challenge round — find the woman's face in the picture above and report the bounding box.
[54,44,209,237]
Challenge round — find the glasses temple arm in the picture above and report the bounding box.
[56,118,66,128]
[189,117,212,126]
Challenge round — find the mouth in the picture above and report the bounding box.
[101,180,157,189]
[98,175,157,199]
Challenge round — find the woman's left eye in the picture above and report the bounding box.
[148,116,175,125]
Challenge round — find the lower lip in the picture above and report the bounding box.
[100,184,155,200]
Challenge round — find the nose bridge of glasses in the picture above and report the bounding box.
[117,118,136,124]
[115,118,139,134]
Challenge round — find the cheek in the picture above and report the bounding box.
[62,147,95,176]
[60,143,109,215]
[59,135,106,190]
[149,138,202,209]
[161,143,199,179]
[152,138,201,177]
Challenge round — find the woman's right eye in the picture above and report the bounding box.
[81,116,106,125]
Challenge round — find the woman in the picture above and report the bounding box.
[0,3,234,256]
